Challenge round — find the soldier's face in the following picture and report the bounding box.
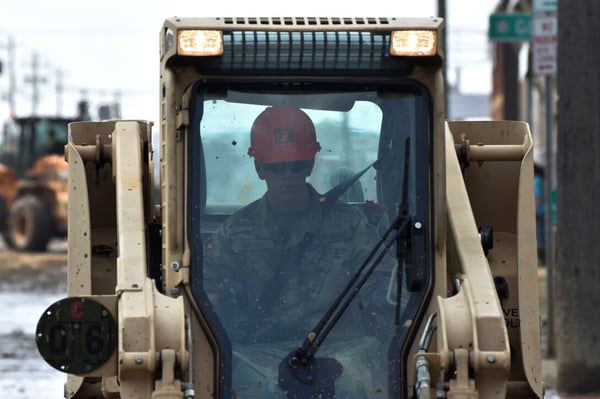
[257,161,313,207]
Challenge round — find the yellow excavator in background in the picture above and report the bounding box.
[36,17,543,398]
[0,114,73,251]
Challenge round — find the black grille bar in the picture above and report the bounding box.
[214,30,392,72]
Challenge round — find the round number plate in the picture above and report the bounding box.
[36,297,117,374]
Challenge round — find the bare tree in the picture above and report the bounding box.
[556,0,600,393]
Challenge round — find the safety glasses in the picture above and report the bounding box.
[261,160,313,175]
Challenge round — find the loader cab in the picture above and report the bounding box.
[186,79,435,397]
[0,116,71,175]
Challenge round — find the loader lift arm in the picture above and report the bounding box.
[36,121,190,398]
[417,122,542,399]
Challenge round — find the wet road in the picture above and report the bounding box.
[0,292,65,398]
[0,239,67,399]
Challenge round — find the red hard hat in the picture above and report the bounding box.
[248,104,321,164]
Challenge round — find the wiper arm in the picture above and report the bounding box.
[298,214,410,361]
[279,138,414,398]
[278,213,412,397]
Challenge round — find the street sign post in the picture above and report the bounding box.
[488,13,532,42]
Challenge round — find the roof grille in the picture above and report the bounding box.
[222,17,390,27]
[191,30,415,75]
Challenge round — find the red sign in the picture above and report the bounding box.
[532,14,557,76]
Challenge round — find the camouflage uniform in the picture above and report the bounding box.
[203,184,397,398]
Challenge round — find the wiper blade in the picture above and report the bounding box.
[279,138,415,398]
[279,213,411,397]
[303,215,410,358]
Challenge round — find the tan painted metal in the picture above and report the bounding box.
[62,121,188,398]
[436,121,543,398]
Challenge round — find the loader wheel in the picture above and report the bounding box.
[7,195,53,252]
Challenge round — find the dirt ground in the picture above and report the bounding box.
[0,242,558,398]
[0,250,67,292]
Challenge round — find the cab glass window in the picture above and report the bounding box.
[187,82,432,399]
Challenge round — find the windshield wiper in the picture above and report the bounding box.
[278,138,415,398]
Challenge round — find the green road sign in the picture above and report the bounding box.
[488,13,532,42]
[533,0,558,13]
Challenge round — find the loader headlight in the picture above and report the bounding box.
[390,30,437,56]
[177,30,224,56]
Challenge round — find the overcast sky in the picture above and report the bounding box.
[0,0,499,121]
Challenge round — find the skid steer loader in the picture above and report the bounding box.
[36,17,543,398]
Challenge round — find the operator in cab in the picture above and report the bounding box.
[203,104,400,398]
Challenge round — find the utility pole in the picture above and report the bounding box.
[491,0,523,121]
[437,0,448,116]
[55,69,63,116]
[556,0,600,393]
[8,36,15,115]
[0,35,17,114]
[24,52,46,116]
